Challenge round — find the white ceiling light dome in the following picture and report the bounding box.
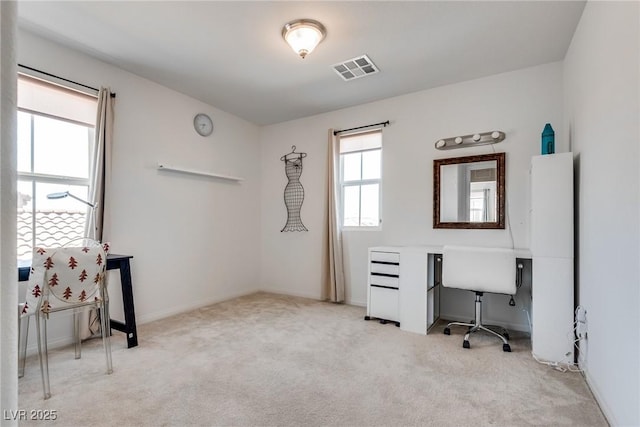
[282,19,326,59]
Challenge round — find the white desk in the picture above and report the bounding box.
[365,154,575,365]
[366,246,531,336]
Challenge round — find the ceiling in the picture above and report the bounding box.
[17,1,586,126]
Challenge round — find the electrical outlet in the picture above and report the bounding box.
[576,306,587,339]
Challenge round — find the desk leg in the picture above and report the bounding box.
[109,260,138,348]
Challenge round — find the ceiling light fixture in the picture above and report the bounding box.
[282,19,326,59]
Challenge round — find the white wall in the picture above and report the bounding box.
[563,2,640,425]
[260,62,564,331]
[1,1,18,421]
[17,30,263,350]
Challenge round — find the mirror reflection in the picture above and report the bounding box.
[433,153,505,229]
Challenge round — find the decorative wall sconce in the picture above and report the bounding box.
[435,131,506,150]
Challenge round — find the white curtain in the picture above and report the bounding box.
[325,130,345,302]
[84,87,113,337]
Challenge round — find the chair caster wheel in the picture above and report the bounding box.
[463,340,470,349]
[395,322,400,327]
[380,319,388,324]
[503,344,511,352]
[443,327,450,335]
[364,316,371,321]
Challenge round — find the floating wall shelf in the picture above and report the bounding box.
[157,163,243,183]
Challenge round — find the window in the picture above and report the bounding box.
[468,166,497,223]
[339,130,382,228]
[17,74,98,261]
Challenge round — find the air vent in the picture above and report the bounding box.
[332,55,379,81]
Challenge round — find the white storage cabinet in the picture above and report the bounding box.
[530,152,574,363]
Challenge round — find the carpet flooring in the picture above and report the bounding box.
[18,292,607,426]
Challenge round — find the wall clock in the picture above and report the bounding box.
[193,113,213,137]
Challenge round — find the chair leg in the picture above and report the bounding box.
[445,320,476,330]
[18,307,29,378]
[18,317,29,378]
[473,325,509,344]
[74,311,82,360]
[100,301,113,375]
[35,313,51,399]
[444,292,512,351]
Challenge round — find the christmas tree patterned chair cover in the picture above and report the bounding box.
[19,239,113,399]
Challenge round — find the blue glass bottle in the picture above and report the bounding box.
[541,123,555,155]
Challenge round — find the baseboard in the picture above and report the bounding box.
[261,288,367,308]
[259,286,322,301]
[346,299,366,307]
[256,288,368,308]
[23,289,261,356]
[582,369,616,426]
[24,335,75,358]
[136,287,260,325]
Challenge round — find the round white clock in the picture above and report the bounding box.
[193,113,213,136]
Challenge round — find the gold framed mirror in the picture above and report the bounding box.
[433,152,505,229]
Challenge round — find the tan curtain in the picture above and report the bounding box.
[85,87,113,242]
[325,130,345,302]
[83,87,114,338]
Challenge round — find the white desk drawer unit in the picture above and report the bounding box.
[366,246,444,334]
[365,250,401,326]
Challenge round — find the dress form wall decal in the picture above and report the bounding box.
[280,145,308,232]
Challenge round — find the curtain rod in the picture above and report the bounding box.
[333,120,389,135]
[18,64,116,98]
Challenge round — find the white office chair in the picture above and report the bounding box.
[441,245,516,352]
[18,238,113,399]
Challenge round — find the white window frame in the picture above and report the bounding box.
[339,131,382,231]
[16,71,97,259]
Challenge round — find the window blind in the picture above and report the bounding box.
[18,74,97,126]
[339,129,382,154]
